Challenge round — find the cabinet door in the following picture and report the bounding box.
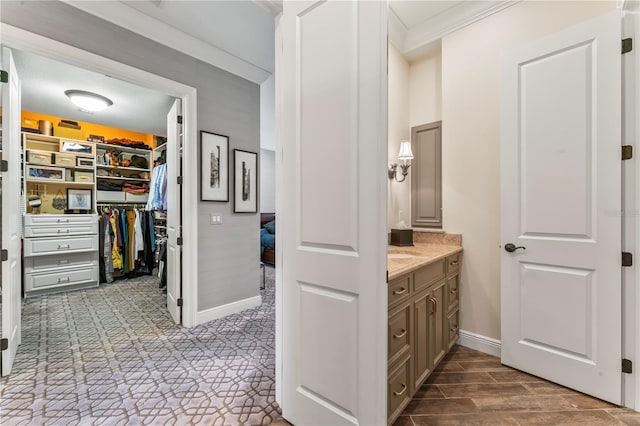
[413,288,432,389]
[430,280,447,367]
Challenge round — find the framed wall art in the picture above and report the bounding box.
[66,188,92,212]
[234,149,258,213]
[200,131,229,201]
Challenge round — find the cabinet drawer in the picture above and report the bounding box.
[24,235,98,257]
[414,259,446,293]
[125,193,149,203]
[24,252,98,273]
[24,223,97,238]
[53,153,76,167]
[447,253,461,275]
[388,355,412,424]
[24,214,97,226]
[447,274,459,313]
[447,310,459,350]
[388,301,411,365]
[25,266,98,292]
[388,274,411,308]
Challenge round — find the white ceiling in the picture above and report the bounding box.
[390,1,465,29]
[13,49,175,136]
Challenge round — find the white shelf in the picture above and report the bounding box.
[96,176,149,182]
[26,162,94,171]
[96,164,149,172]
[96,142,151,155]
[26,178,94,186]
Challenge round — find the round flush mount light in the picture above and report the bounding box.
[64,90,113,112]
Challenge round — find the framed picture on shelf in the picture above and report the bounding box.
[66,188,92,212]
[233,149,258,213]
[200,131,229,202]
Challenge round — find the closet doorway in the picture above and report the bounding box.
[3,25,197,374]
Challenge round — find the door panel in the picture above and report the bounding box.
[411,122,442,228]
[1,47,22,376]
[166,99,181,324]
[281,1,388,424]
[501,11,621,404]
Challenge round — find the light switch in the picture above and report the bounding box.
[210,214,222,225]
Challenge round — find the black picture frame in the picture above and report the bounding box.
[200,131,229,202]
[233,149,258,213]
[66,188,92,213]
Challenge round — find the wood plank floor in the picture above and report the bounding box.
[395,345,640,425]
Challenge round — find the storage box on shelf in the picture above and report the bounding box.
[95,142,151,204]
[22,133,97,214]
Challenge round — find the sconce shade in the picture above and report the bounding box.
[398,140,413,161]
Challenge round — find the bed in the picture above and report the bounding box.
[260,213,275,265]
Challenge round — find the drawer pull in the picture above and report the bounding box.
[450,288,458,294]
[57,277,71,283]
[58,260,69,265]
[450,326,459,333]
[393,329,407,339]
[430,297,437,314]
[57,229,71,234]
[450,260,459,266]
[57,219,69,223]
[57,244,71,249]
[393,383,407,396]
[393,287,407,296]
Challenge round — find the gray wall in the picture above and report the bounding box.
[260,149,275,213]
[1,1,261,312]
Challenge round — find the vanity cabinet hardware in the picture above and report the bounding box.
[57,244,71,249]
[57,277,71,283]
[393,287,407,295]
[393,329,407,339]
[393,384,407,396]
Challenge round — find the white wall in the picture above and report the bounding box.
[409,51,441,128]
[260,74,276,151]
[387,43,410,230]
[441,0,617,340]
[260,148,275,213]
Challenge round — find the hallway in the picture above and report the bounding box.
[0,269,282,425]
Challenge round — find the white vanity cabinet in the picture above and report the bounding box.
[23,214,99,296]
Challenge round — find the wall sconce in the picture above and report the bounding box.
[388,140,414,183]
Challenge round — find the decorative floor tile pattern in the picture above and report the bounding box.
[396,345,640,425]
[0,268,284,425]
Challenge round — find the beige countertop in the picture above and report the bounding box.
[388,243,463,281]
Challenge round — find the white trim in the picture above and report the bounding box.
[61,0,271,84]
[457,329,502,358]
[0,23,199,328]
[196,296,262,324]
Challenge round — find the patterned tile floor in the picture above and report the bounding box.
[0,267,284,425]
[395,345,640,425]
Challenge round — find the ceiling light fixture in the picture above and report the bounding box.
[64,90,113,112]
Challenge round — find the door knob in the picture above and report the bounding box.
[504,243,526,253]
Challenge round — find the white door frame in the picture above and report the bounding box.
[0,23,199,327]
[622,0,640,411]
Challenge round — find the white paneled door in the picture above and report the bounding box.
[501,11,622,404]
[280,1,388,424]
[166,99,182,324]
[1,47,22,376]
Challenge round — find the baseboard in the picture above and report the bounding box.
[196,295,262,325]
[457,329,502,358]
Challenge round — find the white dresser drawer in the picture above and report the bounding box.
[25,267,98,292]
[24,214,97,226]
[24,252,98,273]
[24,223,98,238]
[24,235,98,257]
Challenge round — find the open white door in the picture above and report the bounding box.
[501,11,622,404]
[166,99,182,324]
[280,1,388,424]
[1,47,22,376]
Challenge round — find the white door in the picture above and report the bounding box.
[166,99,182,324]
[1,47,22,376]
[280,1,388,424]
[501,10,621,404]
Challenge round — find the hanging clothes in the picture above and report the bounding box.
[146,163,167,211]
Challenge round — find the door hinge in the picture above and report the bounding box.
[177,115,183,124]
[177,237,183,246]
[177,176,183,185]
[177,298,183,307]
[0,70,7,83]
[623,38,633,54]
[623,358,633,374]
[0,160,7,172]
[623,145,633,160]
[1,249,7,262]
[0,338,7,351]
[623,252,633,267]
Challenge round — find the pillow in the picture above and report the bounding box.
[264,220,276,234]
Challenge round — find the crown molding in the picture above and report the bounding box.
[61,0,272,84]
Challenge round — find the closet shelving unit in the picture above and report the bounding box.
[95,142,152,204]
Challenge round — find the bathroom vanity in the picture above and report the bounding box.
[387,241,462,424]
